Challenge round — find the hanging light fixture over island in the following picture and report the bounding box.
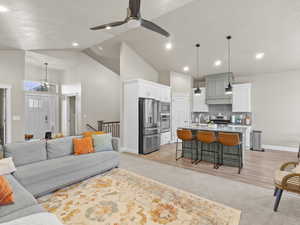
[194,43,202,96]
[225,35,233,95]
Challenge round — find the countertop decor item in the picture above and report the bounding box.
[39,169,241,225]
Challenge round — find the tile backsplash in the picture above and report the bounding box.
[192,104,252,125]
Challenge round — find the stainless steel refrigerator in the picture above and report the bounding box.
[138,98,160,154]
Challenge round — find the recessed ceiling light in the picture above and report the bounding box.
[106,26,112,30]
[98,46,103,51]
[0,5,9,13]
[183,66,189,72]
[72,42,79,47]
[255,52,265,60]
[165,42,173,50]
[214,60,222,67]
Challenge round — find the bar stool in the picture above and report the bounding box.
[195,131,219,169]
[176,129,195,163]
[218,132,243,174]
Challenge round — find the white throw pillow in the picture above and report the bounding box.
[292,164,300,173]
[0,157,16,175]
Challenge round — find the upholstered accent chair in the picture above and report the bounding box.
[273,161,300,211]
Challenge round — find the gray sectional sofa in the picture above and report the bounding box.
[0,136,120,223]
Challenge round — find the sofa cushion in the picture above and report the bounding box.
[4,141,47,167]
[0,175,37,218]
[0,176,14,205]
[0,205,44,223]
[82,131,105,138]
[73,137,94,155]
[92,133,113,152]
[46,136,75,159]
[13,151,120,197]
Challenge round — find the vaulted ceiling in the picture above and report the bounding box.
[96,0,300,77]
[1,0,300,77]
[0,0,194,50]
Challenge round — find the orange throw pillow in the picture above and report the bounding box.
[0,176,14,205]
[82,131,105,138]
[73,137,94,155]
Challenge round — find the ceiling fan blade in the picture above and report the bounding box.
[129,0,141,17]
[141,19,170,37]
[90,21,126,30]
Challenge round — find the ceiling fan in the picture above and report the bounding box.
[90,0,170,38]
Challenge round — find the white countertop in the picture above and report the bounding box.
[180,124,248,134]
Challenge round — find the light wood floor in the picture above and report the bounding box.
[137,144,298,189]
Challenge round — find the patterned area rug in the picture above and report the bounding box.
[38,169,241,225]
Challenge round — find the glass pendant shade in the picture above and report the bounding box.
[225,83,232,95]
[194,87,201,95]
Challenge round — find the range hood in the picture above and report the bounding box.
[205,73,233,105]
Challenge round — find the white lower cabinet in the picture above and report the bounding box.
[160,132,171,146]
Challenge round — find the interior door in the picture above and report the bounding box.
[25,94,58,139]
[68,96,76,136]
[171,95,190,142]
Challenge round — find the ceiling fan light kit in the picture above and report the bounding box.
[90,0,170,38]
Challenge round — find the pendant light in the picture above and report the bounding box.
[42,62,50,91]
[194,43,201,96]
[225,35,233,95]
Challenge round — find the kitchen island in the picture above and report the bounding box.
[178,125,248,168]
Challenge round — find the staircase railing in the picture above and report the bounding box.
[86,124,97,132]
[97,121,120,137]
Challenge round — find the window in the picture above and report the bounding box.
[24,81,58,93]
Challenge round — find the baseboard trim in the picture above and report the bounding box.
[119,147,138,154]
[262,145,299,153]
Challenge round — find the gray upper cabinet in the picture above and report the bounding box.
[205,73,232,104]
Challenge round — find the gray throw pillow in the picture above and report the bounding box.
[92,133,113,152]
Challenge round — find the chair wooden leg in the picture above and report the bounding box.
[274,187,278,197]
[274,189,283,212]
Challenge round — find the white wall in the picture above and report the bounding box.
[170,71,193,94]
[120,43,159,82]
[62,52,120,131]
[236,71,300,149]
[0,51,25,142]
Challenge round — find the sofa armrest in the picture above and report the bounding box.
[112,137,120,152]
[280,162,299,171]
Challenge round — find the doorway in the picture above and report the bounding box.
[68,96,76,136]
[61,95,79,136]
[171,94,191,142]
[25,94,58,139]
